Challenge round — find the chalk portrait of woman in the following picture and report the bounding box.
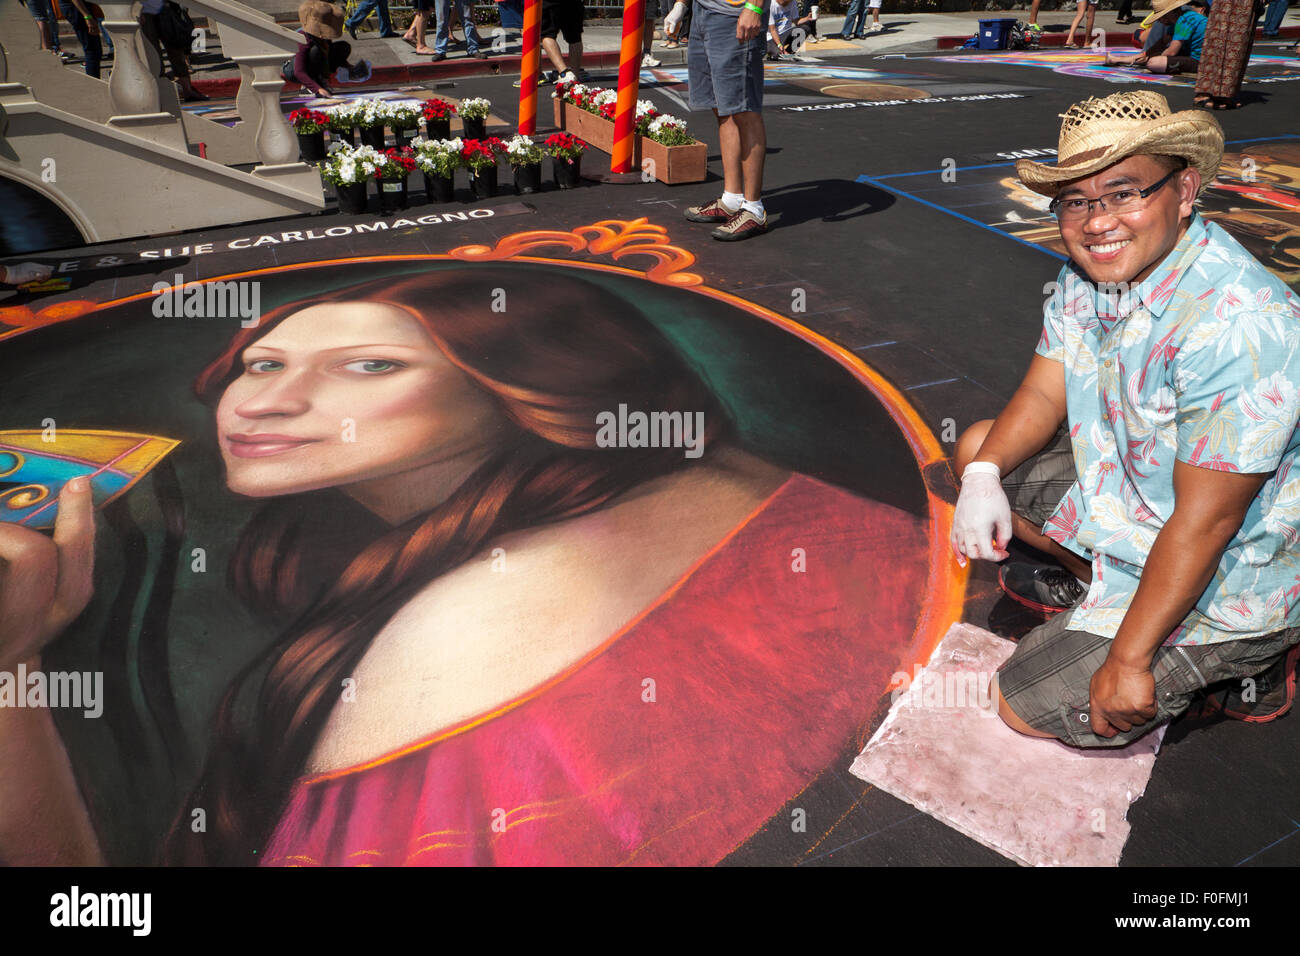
[0,260,940,866]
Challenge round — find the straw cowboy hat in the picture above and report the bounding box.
[1141,0,1192,27]
[1015,91,1223,198]
[299,0,344,40]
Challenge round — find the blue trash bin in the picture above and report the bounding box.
[977,18,1018,50]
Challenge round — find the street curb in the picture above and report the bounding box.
[936,23,1300,49]
[191,49,629,97]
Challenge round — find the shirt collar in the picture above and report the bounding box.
[1090,211,1209,321]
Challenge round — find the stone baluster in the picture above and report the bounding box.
[235,63,262,137]
[245,56,299,166]
[98,1,161,118]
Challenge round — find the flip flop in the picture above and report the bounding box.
[1064,42,1080,49]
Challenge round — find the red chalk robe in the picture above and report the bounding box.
[260,474,930,866]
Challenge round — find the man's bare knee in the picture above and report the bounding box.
[996,687,1057,739]
[954,419,995,474]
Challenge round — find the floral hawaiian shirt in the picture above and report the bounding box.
[1036,212,1300,645]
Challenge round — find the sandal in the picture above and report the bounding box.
[1064,41,1079,49]
[1212,97,1240,110]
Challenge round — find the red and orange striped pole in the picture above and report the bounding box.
[611,0,646,174]
[518,0,542,135]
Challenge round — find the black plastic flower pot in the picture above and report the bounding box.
[379,175,409,213]
[394,127,420,149]
[358,124,387,150]
[424,172,455,203]
[513,162,542,194]
[469,166,498,199]
[335,181,369,215]
[462,116,487,140]
[552,155,582,189]
[297,130,327,163]
[425,117,451,140]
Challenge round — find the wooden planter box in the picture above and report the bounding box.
[552,98,707,185]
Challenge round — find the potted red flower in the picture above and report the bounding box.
[421,97,457,141]
[376,146,417,213]
[543,132,587,189]
[461,137,505,199]
[289,108,331,163]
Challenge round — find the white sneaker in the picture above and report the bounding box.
[866,22,883,33]
[641,52,661,67]
[807,35,822,43]
[558,70,576,84]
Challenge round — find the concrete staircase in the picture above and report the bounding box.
[0,0,324,254]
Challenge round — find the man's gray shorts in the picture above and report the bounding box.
[998,609,1300,747]
[1001,425,1076,530]
[994,426,1300,747]
[688,6,764,116]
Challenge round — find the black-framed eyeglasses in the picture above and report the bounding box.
[1049,168,1182,222]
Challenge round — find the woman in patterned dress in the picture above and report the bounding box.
[1194,0,1266,109]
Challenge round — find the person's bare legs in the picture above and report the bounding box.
[735,111,765,200]
[954,419,1093,584]
[1027,0,1041,26]
[413,12,435,54]
[716,110,766,200]
[541,35,568,73]
[1084,3,1096,45]
[716,109,742,195]
[1065,0,1086,44]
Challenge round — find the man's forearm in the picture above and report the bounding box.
[970,358,1068,476]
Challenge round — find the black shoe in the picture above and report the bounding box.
[347,23,358,40]
[998,562,1087,615]
[474,50,489,58]
[1218,643,1300,723]
[432,52,446,61]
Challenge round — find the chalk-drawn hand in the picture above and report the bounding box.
[1088,657,1157,738]
[0,477,96,669]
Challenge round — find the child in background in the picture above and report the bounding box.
[1063,0,1098,48]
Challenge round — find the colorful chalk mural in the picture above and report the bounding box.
[0,220,959,865]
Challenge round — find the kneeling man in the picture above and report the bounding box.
[953,91,1300,747]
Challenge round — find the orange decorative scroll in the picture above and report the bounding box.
[449,218,702,286]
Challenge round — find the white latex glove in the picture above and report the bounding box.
[951,462,1012,567]
[665,1,686,32]
[2,261,53,285]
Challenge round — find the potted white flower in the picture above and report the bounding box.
[387,102,423,148]
[355,99,390,150]
[320,142,386,215]
[503,134,544,194]
[459,97,491,140]
[412,136,463,204]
